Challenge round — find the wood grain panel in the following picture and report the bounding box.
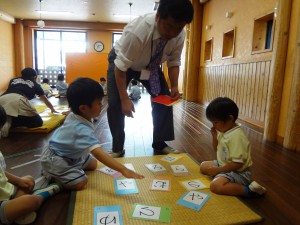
[201,60,271,127]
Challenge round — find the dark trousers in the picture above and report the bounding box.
[107,48,175,152]
[12,114,43,128]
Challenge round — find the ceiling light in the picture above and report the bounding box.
[37,20,45,28]
[37,0,45,28]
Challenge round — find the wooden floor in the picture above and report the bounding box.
[2,92,300,225]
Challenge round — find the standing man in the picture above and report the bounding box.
[107,0,194,157]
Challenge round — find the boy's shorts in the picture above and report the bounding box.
[40,146,94,187]
[0,200,9,225]
[213,160,252,185]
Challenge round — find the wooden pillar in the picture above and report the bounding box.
[14,19,25,75]
[264,0,292,142]
[183,0,202,101]
[182,24,190,100]
[283,0,300,151]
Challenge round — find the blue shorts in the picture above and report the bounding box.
[40,146,94,186]
[0,188,16,225]
[0,200,9,225]
[213,160,252,185]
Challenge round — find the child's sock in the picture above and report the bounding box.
[244,181,267,197]
[15,211,37,225]
[32,183,62,201]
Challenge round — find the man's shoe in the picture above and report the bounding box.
[108,150,125,158]
[154,146,180,155]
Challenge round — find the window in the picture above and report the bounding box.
[204,38,213,61]
[222,28,235,59]
[34,30,86,85]
[252,12,275,54]
[112,32,122,47]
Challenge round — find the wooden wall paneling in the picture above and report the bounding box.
[235,64,242,109]
[227,65,233,100]
[232,64,238,107]
[245,63,253,117]
[261,61,271,122]
[225,65,230,99]
[219,65,223,96]
[216,66,220,97]
[209,67,214,101]
[205,67,210,102]
[244,63,251,118]
[200,67,208,104]
[256,61,265,121]
[249,62,257,118]
[241,63,247,115]
[242,63,249,116]
[232,64,239,109]
[210,66,215,100]
[253,62,260,120]
[237,64,243,113]
[209,67,213,101]
[240,64,245,112]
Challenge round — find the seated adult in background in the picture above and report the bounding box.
[0,67,57,137]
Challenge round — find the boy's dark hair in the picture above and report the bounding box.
[206,97,239,122]
[67,77,104,115]
[0,105,7,129]
[131,79,138,86]
[21,67,37,80]
[57,74,65,81]
[100,77,106,82]
[43,78,49,84]
[157,0,194,24]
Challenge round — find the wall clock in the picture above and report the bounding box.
[94,41,104,52]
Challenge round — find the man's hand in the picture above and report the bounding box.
[121,98,135,117]
[170,87,180,100]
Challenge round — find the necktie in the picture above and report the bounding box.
[149,38,167,96]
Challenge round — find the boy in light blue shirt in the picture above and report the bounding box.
[41,77,144,191]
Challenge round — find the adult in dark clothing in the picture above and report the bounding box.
[0,67,57,137]
[106,0,194,157]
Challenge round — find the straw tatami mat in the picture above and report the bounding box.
[68,153,262,225]
[10,105,67,133]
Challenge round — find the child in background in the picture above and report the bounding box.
[129,79,141,101]
[99,77,107,95]
[0,105,61,225]
[41,78,53,98]
[56,74,68,97]
[200,97,266,197]
[40,78,144,191]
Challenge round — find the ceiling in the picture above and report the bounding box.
[0,0,158,24]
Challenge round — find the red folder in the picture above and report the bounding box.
[151,95,180,106]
